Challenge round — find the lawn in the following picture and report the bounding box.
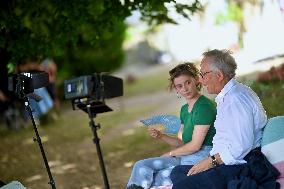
[250,81,284,118]
[0,110,170,189]
[0,68,283,189]
[0,68,173,189]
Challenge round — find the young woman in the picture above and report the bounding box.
[126,63,216,189]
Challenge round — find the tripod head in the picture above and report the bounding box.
[71,98,112,118]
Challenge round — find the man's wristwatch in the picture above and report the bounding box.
[210,155,218,167]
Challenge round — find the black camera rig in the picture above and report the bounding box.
[64,73,123,114]
[64,73,123,189]
[64,73,123,100]
[8,71,56,189]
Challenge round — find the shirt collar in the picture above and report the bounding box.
[215,78,237,104]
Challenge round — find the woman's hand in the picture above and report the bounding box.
[161,152,171,157]
[148,128,163,139]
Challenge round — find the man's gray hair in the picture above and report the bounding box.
[203,49,237,79]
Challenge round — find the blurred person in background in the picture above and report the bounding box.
[0,50,25,129]
[41,58,60,115]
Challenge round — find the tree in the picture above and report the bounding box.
[0,0,202,75]
[215,0,263,48]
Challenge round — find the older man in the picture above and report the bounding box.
[169,49,275,189]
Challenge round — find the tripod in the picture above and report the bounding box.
[23,94,56,189]
[74,100,112,189]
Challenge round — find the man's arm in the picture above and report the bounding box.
[187,153,223,176]
[187,99,255,175]
[216,100,254,165]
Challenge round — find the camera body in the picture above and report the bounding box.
[8,71,49,98]
[64,73,123,101]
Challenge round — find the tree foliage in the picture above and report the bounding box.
[215,0,263,48]
[0,0,202,75]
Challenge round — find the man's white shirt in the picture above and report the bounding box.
[210,79,267,165]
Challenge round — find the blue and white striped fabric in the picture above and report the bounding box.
[140,115,181,134]
[261,116,284,188]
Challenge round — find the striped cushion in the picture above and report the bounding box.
[261,116,284,188]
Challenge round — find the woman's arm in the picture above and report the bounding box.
[165,125,210,157]
[148,125,184,148]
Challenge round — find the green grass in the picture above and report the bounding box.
[102,127,169,188]
[1,70,283,189]
[0,104,168,189]
[250,81,284,117]
[0,69,172,189]
[96,102,163,134]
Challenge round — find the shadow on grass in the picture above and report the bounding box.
[0,101,171,189]
[1,74,283,189]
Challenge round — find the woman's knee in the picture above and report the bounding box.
[131,160,145,172]
[135,158,165,169]
[135,159,147,168]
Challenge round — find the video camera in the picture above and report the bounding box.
[64,73,123,100]
[64,73,123,114]
[8,71,49,100]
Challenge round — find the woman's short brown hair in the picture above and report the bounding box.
[169,62,201,91]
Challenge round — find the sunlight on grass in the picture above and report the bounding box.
[0,96,170,189]
[1,67,283,189]
[102,127,169,188]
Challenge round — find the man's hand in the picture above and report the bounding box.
[148,128,163,139]
[187,157,213,176]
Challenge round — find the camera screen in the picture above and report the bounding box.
[64,76,93,100]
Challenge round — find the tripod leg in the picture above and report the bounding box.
[24,98,57,189]
[91,123,110,189]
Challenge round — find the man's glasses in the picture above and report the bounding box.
[200,71,212,79]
